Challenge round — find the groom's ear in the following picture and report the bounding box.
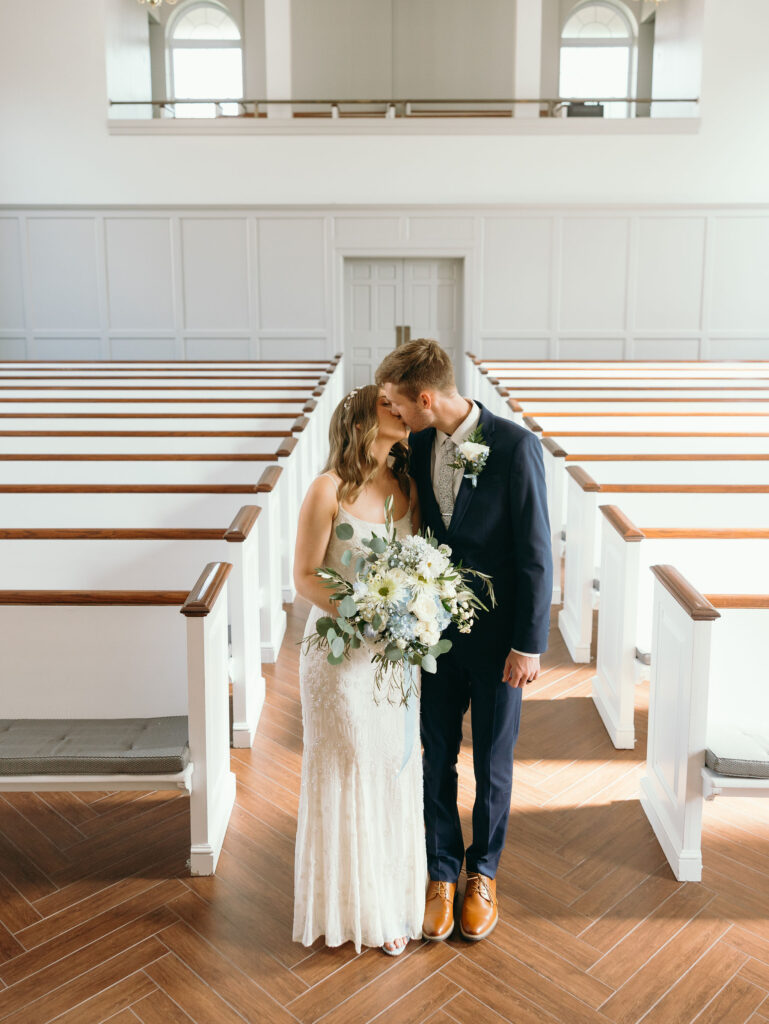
[418,391,433,410]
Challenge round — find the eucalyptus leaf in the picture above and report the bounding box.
[316,617,335,635]
[372,614,382,631]
[369,536,387,554]
[385,644,403,662]
[354,556,367,575]
[330,637,345,658]
[348,635,361,649]
[327,652,345,666]
[340,548,353,566]
[336,617,354,635]
[335,522,354,541]
[428,536,439,548]
[326,627,338,642]
[421,654,438,673]
[338,595,358,618]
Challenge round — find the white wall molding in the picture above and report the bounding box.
[1,204,767,362]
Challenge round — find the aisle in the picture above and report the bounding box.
[1,601,768,1023]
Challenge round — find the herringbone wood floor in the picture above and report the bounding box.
[2,601,769,1024]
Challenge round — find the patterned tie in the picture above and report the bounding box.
[436,436,457,527]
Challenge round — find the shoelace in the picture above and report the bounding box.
[465,874,493,904]
[427,881,452,902]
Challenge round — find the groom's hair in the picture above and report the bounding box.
[375,338,455,399]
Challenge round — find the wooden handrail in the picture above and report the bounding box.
[705,594,769,609]
[566,454,769,462]
[542,431,769,438]
[599,505,645,541]
[0,384,316,392]
[0,527,225,540]
[0,484,262,493]
[506,385,769,392]
[257,465,283,492]
[524,396,769,403]
[0,589,188,606]
[0,398,307,404]
[224,505,261,542]
[0,430,291,438]
[304,400,318,412]
[650,565,720,621]
[277,436,299,457]
[507,399,524,413]
[540,437,566,457]
[181,562,232,617]
[522,411,769,417]
[0,374,324,382]
[522,416,542,432]
[642,528,769,539]
[292,416,309,432]
[0,453,286,462]
[0,412,299,419]
[565,465,600,492]
[604,483,769,493]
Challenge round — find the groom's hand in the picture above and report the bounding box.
[503,651,540,689]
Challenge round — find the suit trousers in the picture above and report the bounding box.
[420,649,522,881]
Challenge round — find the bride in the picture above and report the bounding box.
[292,384,428,956]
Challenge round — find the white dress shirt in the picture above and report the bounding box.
[430,400,539,660]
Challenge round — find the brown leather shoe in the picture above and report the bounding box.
[422,879,456,941]
[460,873,498,941]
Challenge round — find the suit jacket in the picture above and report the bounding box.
[409,402,552,667]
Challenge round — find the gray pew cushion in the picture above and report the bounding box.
[706,724,769,780]
[0,717,189,776]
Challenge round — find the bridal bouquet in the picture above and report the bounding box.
[301,495,495,703]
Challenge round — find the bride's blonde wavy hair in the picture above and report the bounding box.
[323,385,410,505]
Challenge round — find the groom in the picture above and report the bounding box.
[376,339,552,942]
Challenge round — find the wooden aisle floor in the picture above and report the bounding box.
[1,601,769,1024]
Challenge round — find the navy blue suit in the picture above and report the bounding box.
[410,402,552,880]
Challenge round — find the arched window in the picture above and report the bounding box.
[559,2,636,118]
[168,2,243,117]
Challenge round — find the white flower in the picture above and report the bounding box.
[458,440,489,464]
[409,591,438,624]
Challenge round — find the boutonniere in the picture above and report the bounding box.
[450,426,490,488]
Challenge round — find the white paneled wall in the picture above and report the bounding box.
[1,207,767,362]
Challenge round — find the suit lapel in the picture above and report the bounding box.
[447,402,496,537]
[411,427,444,535]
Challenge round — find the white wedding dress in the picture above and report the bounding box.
[293,501,427,952]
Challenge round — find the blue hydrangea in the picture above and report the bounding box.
[387,611,419,642]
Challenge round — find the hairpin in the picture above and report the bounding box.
[343,388,360,411]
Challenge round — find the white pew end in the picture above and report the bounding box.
[641,566,769,882]
[0,562,236,876]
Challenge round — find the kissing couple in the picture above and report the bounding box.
[292,339,552,955]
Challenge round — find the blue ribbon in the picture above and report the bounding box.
[397,661,418,778]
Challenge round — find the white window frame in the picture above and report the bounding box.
[166,0,243,109]
[559,0,638,118]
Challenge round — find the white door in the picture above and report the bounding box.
[344,259,463,388]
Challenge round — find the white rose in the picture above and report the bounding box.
[409,592,437,623]
[458,441,489,463]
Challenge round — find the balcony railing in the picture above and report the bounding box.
[108,97,700,120]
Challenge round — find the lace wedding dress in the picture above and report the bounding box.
[293,501,427,952]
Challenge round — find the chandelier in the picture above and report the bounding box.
[137,0,179,6]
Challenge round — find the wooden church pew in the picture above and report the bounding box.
[0,512,264,748]
[641,565,769,882]
[592,506,769,749]
[0,470,287,665]
[0,561,236,875]
[559,465,769,662]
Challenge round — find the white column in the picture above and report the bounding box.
[264,0,292,118]
[513,0,543,118]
